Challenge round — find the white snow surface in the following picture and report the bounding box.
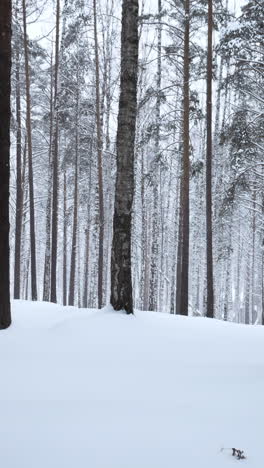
[0,300,263,468]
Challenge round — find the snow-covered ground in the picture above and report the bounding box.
[0,300,263,468]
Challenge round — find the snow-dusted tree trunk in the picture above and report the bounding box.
[63,169,67,306]
[180,0,190,316]
[110,0,139,314]
[68,85,80,306]
[43,54,54,302]
[22,0,37,300]
[14,4,23,300]
[206,0,214,318]
[149,0,162,312]
[50,0,60,303]
[93,0,105,309]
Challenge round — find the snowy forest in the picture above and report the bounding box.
[0,0,264,325]
[1,1,264,466]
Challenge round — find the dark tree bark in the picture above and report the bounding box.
[82,226,90,308]
[63,169,67,306]
[43,53,53,302]
[206,0,214,318]
[50,0,60,303]
[82,158,92,309]
[245,254,250,324]
[20,138,27,298]
[251,183,256,323]
[0,0,12,328]
[110,0,139,314]
[68,90,80,307]
[149,0,162,311]
[93,0,105,309]
[176,174,183,314]
[22,0,38,300]
[179,0,190,316]
[141,147,150,310]
[14,5,23,299]
[261,173,264,325]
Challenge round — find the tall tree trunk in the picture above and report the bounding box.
[14,6,23,299]
[93,0,105,308]
[149,0,162,311]
[22,0,38,300]
[110,0,139,314]
[63,169,67,306]
[251,183,256,323]
[206,0,214,318]
[50,0,60,303]
[149,188,159,310]
[43,52,54,302]
[0,0,12,328]
[82,157,92,309]
[83,226,90,308]
[24,248,30,301]
[245,253,250,325]
[143,212,151,310]
[68,91,80,307]
[176,170,183,314]
[261,240,264,325]
[140,145,150,310]
[43,174,52,301]
[235,210,242,322]
[179,0,190,316]
[261,169,264,325]
[223,219,232,321]
[101,4,114,303]
[20,139,27,299]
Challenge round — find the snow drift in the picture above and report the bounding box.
[0,300,263,468]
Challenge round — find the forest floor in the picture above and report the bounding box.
[0,300,263,468]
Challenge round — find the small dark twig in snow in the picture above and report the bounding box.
[220,447,247,460]
[232,448,246,460]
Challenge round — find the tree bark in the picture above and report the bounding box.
[261,165,264,325]
[14,4,23,299]
[149,0,162,311]
[82,157,92,309]
[110,0,139,314]
[68,90,80,307]
[179,0,190,316]
[251,183,256,323]
[0,0,12,328]
[50,0,60,303]
[63,169,67,306]
[43,52,54,302]
[93,0,105,309]
[176,175,183,314]
[22,0,38,300]
[206,0,214,318]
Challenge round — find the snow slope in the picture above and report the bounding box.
[0,300,263,468]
